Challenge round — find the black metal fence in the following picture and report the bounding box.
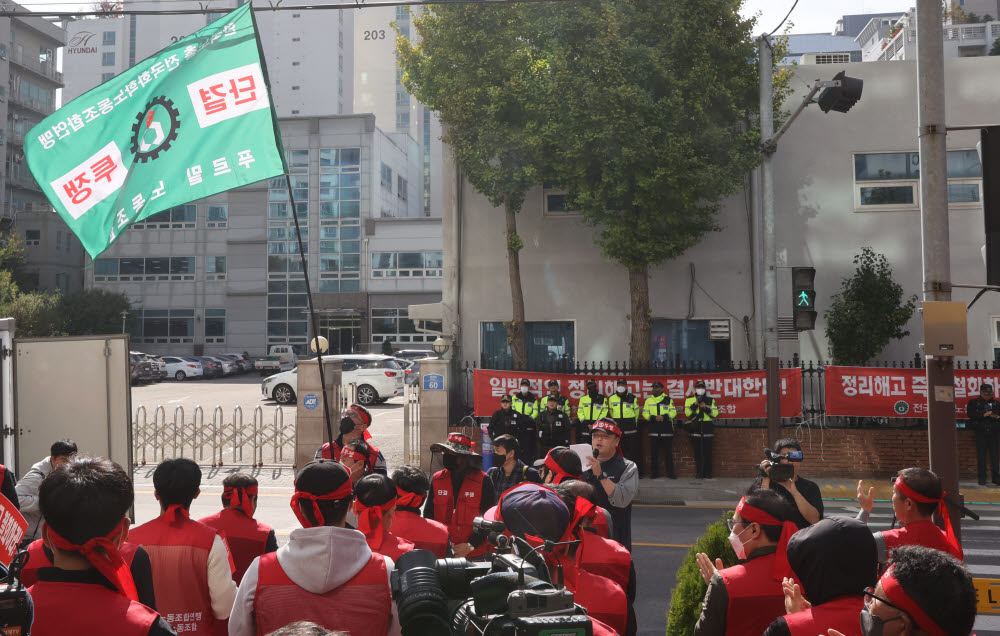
[457,356,1000,430]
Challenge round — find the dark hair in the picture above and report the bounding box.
[551,483,578,514]
[265,621,345,636]
[548,447,582,478]
[897,467,942,517]
[221,473,258,507]
[742,489,795,542]
[773,438,801,454]
[294,460,353,527]
[493,435,518,455]
[344,439,371,462]
[40,457,133,545]
[355,473,396,507]
[50,439,78,459]
[556,479,597,505]
[392,465,429,499]
[889,545,976,636]
[152,458,202,509]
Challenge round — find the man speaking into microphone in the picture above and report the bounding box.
[584,418,638,551]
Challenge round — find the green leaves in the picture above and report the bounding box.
[824,247,918,365]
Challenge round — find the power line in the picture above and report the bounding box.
[767,0,798,36]
[0,0,580,17]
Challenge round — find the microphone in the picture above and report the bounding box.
[592,448,600,458]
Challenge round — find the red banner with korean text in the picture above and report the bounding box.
[824,366,1000,418]
[472,369,802,419]
[0,494,26,567]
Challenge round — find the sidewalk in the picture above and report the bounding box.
[635,476,1000,505]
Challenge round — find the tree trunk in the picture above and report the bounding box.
[503,197,528,370]
[629,264,652,370]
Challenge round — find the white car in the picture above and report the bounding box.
[160,356,204,381]
[261,354,405,405]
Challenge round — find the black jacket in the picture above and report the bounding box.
[489,408,523,438]
[967,396,1000,432]
[537,409,571,447]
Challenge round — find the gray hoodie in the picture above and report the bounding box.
[229,525,402,636]
[15,457,52,543]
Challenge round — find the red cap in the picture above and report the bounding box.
[591,418,621,437]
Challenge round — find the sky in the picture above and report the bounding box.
[740,0,916,35]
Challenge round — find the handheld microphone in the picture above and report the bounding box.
[592,448,600,458]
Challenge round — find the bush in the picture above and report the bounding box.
[665,511,736,636]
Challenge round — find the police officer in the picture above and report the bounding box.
[538,395,572,458]
[643,381,676,479]
[608,378,641,474]
[966,382,1000,486]
[511,379,539,420]
[544,379,571,417]
[575,379,608,445]
[685,380,719,479]
[488,395,522,440]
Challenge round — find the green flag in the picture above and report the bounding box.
[25,4,286,259]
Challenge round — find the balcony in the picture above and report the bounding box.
[8,51,62,85]
[6,168,39,191]
[10,93,54,117]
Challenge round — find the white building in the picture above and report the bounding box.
[859,7,1000,62]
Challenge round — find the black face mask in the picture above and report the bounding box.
[587,385,599,396]
[442,454,458,471]
[339,416,356,435]
[652,390,663,397]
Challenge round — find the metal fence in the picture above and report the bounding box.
[458,356,1000,429]
[401,384,421,467]
[133,383,358,466]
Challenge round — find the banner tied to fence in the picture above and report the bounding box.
[825,366,1000,418]
[471,369,802,418]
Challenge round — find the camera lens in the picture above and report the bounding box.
[393,551,451,636]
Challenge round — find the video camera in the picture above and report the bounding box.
[390,514,595,636]
[0,551,32,635]
[760,448,803,482]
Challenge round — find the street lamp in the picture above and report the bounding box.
[432,337,449,360]
[120,310,129,334]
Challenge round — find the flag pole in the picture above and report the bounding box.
[286,174,335,450]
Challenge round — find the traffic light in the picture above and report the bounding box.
[817,71,864,114]
[792,267,817,331]
[981,126,1000,286]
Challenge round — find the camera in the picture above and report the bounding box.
[761,448,802,482]
[391,518,596,636]
[0,552,32,635]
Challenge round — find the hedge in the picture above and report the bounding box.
[665,511,737,636]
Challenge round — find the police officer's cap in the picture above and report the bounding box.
[616,378,627,385]
[547,379,559,387]
[983,383,994,392]
[547,395,558,403]
[695,380,707,388]
[520,379,531,386]
[500,395,512,403]
[651,381,664,389]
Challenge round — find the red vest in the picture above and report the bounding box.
[390,509,450,558]
[557,553,627,636]
[881,520,964,561]
[29,579,161,636]
[253,551,391,636]
[592,508,611,539]
[20,539,140,587]
[368,530,415,562]
[199,508,273,583]
[577,530,631,591]
[718,552,786,636]
[130,514,228,635]
[432,469,487,556]
[320,440,381,474]
[783,595,865,636]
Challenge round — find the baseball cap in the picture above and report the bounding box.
[591,417,622,437]
[695,380,707,388]
[500,395,512,403]
[651,381,664,389]
[496,483,570,542]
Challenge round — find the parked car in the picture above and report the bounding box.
[394,349,435,361]
[269,344,299,368]
[393,359,420,386]
[196,356,224,378]
[261,354,404,405]
[222,352,253,373]
[205,355,236,375]
[129,354,154,385]
[160,356,204,381]
[149,356,169,381]
[215,354,244,374]
[132,352,166,382]
[254,355,285,376]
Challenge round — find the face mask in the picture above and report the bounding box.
[652,389,663,396]
[696,388,706,396]
[616,386,626,394]
[728,525,752,560]
[442,454,458,471]
[587,385,598,394]
[339,417,356,435]
[859,607,903,636]
[521,387,530,395]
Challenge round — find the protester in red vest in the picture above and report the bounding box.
[198,473,278,584]
[692,490,798,636]
[129,458,237,636]
[229,459,401,636]
[389,465,450,557]
[315,404,387,475]
[856,467,964,563]
[354,473,415,561]
[29,456,173,636]
[423,432,497,558]
[539,447,583,485]
[762,517,878,636]
[557,479,614,539]
[829,545,977,636]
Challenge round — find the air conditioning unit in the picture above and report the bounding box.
[799,52,853,65]
[709,319,730,341]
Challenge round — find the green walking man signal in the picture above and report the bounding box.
[792,267,817,331]
[797,291,812,307]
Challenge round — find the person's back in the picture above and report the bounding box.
[28,456,173,636]
[390,466,449,557]
[130,458,236,635]
[354,473,416,562]
[198,473,276,583]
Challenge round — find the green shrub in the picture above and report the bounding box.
[665,511,737,636]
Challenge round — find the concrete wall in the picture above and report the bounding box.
[452,57,1000,365]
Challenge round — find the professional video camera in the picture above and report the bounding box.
[0,551,32,635]
[759,447,803,483]
[390,513,595,636]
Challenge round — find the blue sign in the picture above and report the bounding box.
[303,393,319,410]
[423,374,444,391]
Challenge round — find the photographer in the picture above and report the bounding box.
[684,381,718,479]
[966,382,1000,486]
[752,438,822,527]
[424,433,497,558]
[229,460,401,636]
[315,404,387,476]
[390,465,450,558]
[584,418,639,551]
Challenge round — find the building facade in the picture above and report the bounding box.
[86,115,441,356]
[443,57,1000,368]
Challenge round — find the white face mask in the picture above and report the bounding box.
[728,525,752,560]
[521,387,529,394]
[616,386,626,394]
[695,388,706,396]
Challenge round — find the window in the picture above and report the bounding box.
[543,182,576,215]
[102,31,115,45]
[371,251,442,278]
[205,309,226,344]
[132,309,195,344]
[480,321,575,369]
[93,257,196,281]
[102,72,115,82]
[206,256,226,280]
[371,308,435,345]
[207,204,227,227]
[206,11,223,23]
[132,204,196,229]
[381,163,393,189]
[815,53,851,64]
[397,176,408,201]
[650,319,731,366]
[396,112,410,128]
[55,231,61,251]
[854,150,983,210]
[102,52,115,66]
[396,91,409,107]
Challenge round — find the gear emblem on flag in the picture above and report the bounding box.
[893,400,910,415]
[130,96,181,163]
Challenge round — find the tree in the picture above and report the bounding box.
[545,0,791,367]
[61,288,132,336]
[665,513,736,635]
[989,37,1000,55]
[824,247,917,365]
[398,6,554,369]
[4,291,64,338]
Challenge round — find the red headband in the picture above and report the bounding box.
[448,433,471,446]
[735,496,798,581]
[881,567,950,636]
[591,420,621,437]
[347,405,372,428]
[356,497,396,551]
[291,479,354,528]
[164,504,190,523]
[544,454,574,484]
[223,485,258,517]
[562,495,597,544]
[894,476,962,558]
[395,487,424,509]
[340,447,366,465]
[47,517,138,601]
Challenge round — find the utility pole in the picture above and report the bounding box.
[758,35,781,446]
[916,0,962,540]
